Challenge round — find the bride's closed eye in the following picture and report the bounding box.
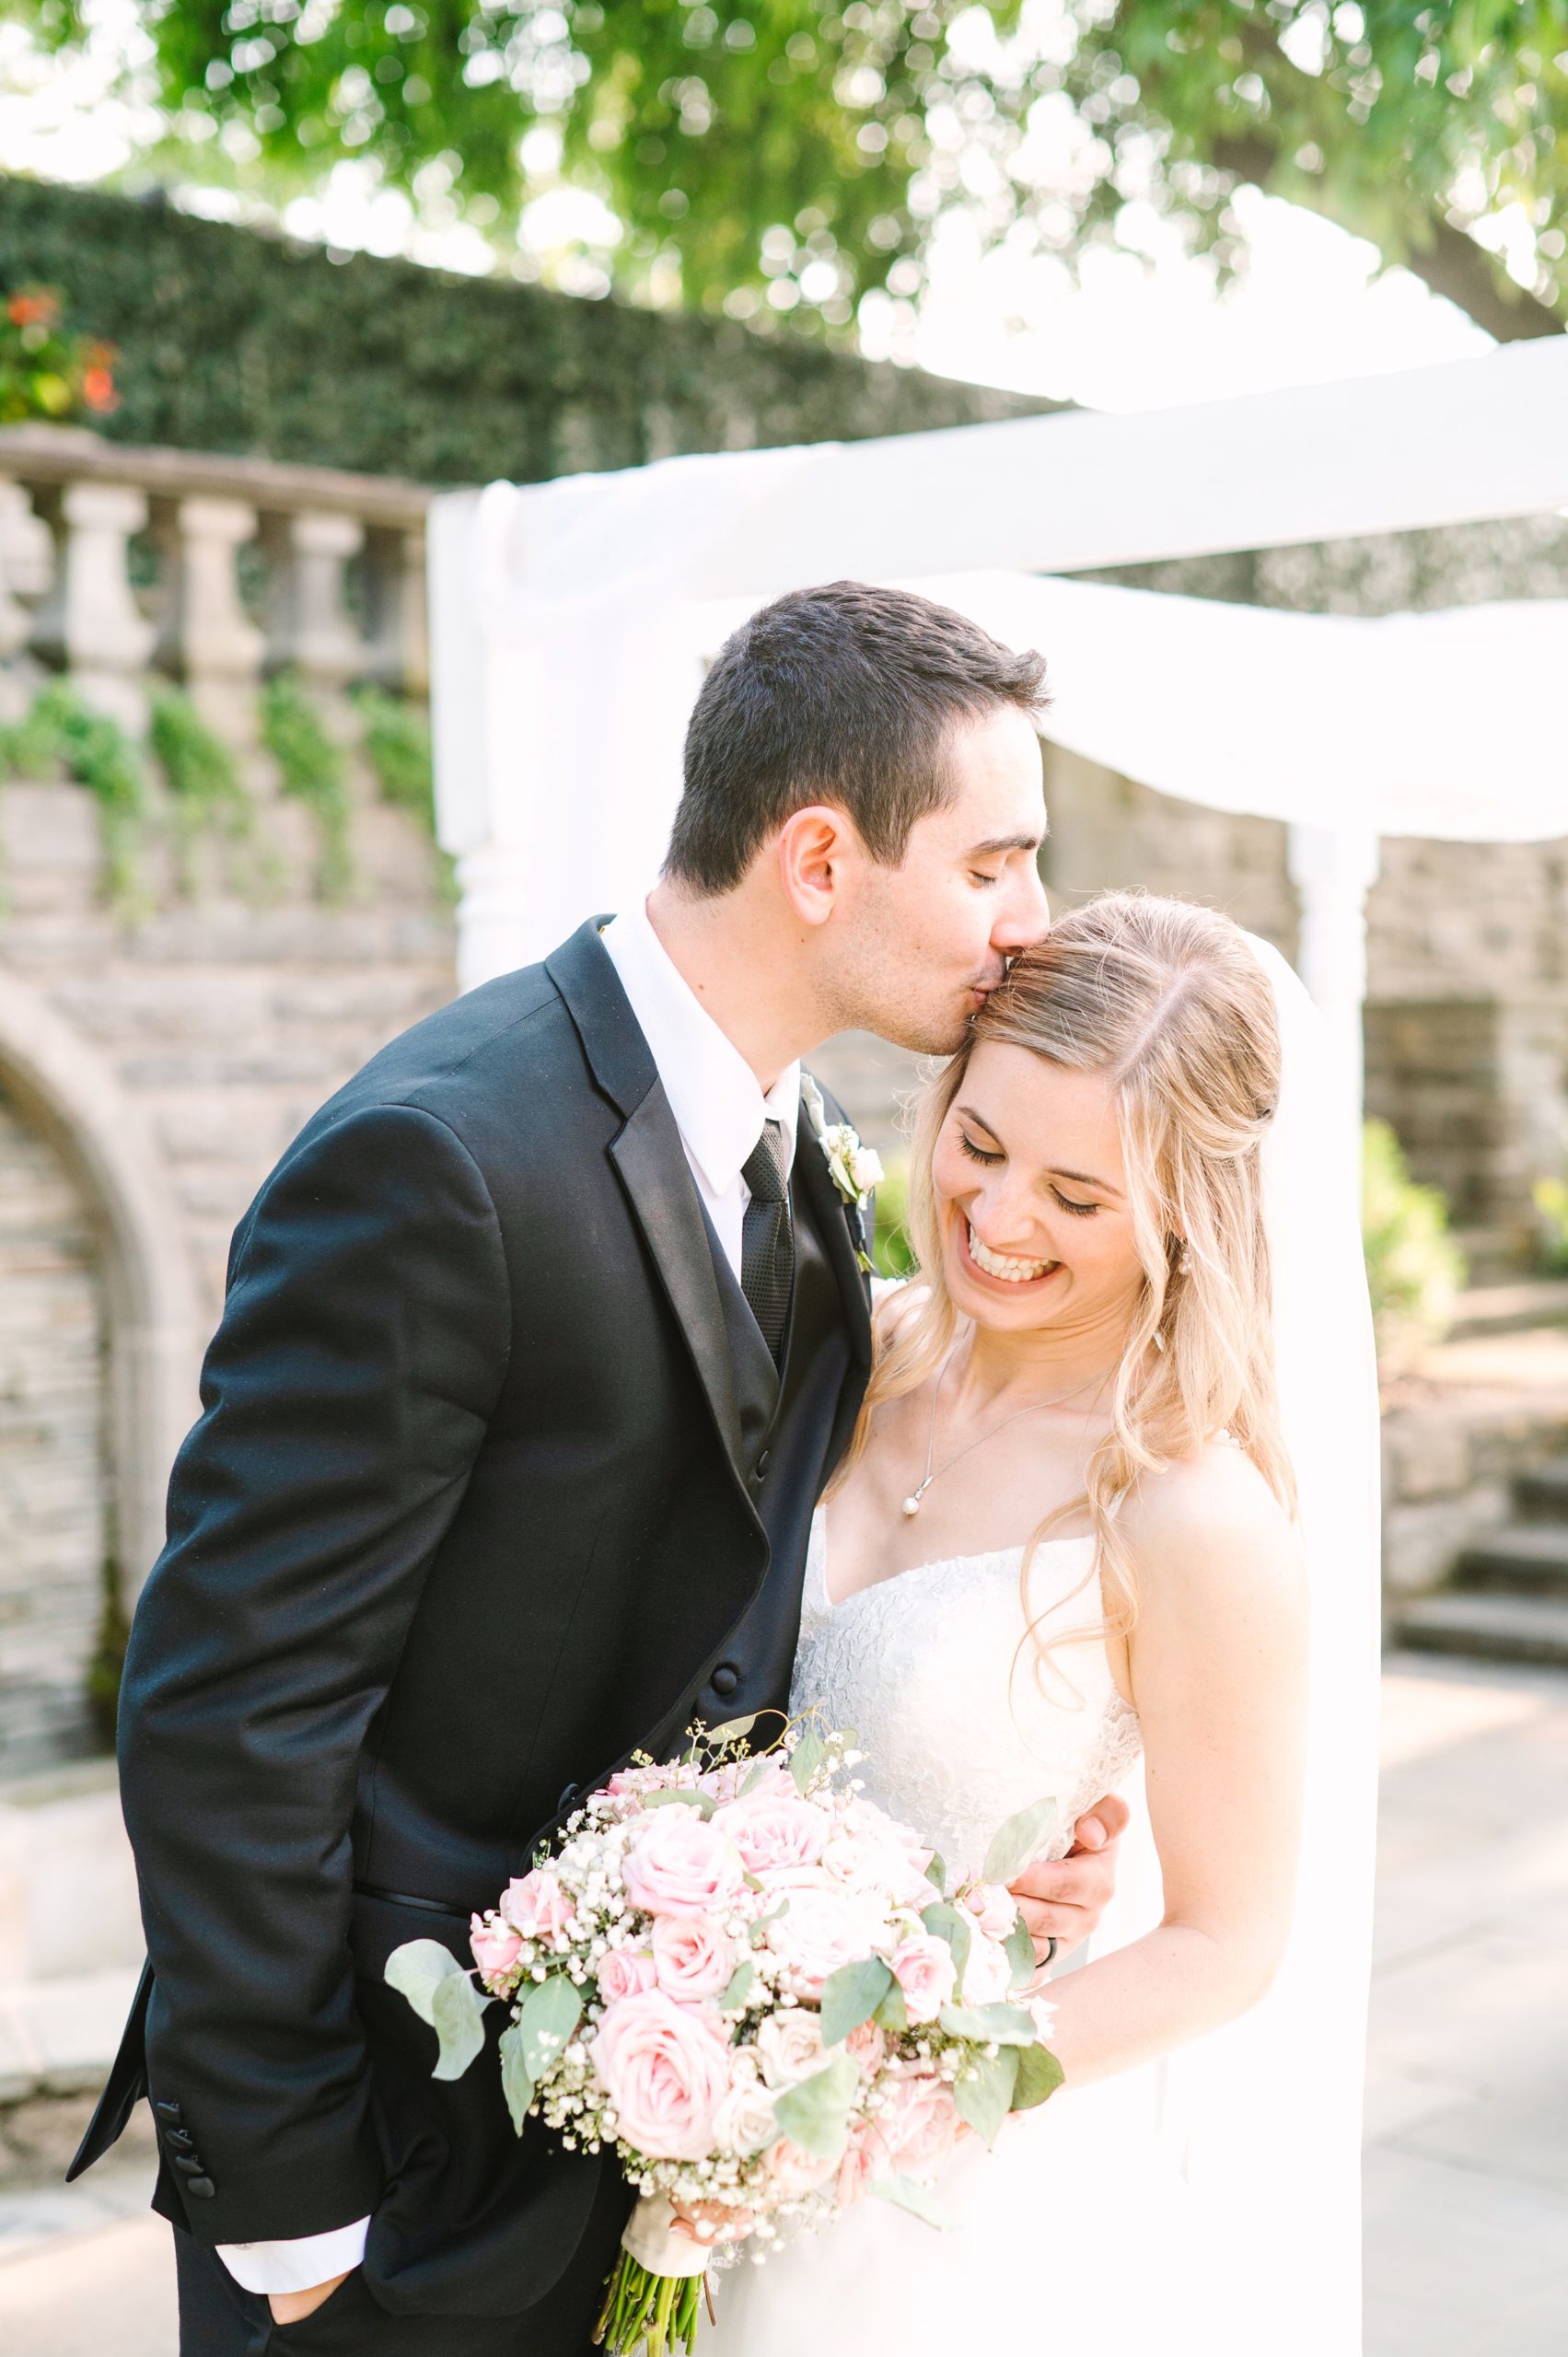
[958,1130,1004,1167]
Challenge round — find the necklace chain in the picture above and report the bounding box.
[900,1344,1113,1519]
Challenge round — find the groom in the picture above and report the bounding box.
[72,581,1129,2353]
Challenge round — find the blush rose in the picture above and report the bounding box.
[590,1989,735,2161]
[621,1811,746,1921]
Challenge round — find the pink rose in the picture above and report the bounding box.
[958,1933,1013,2008]
[470,1911,523,1983]
[960,1881,1019,1943]
[883,2070,962,2179]
[712,2059,778,2157]
[501,1867,576,1940]
[762,2134,839,2200]
[822,1808,935,1909]
[603,1763,688,1817]
[590,1989,736,2160]
[713,1793,828,1876]
[764,1887,886,2000]
[889,1932,958,2025]
[621,1811,745,1921]
[835,2115,884,2209]
[843,2019,887,2080]
[598,1945,659,2003]
[652,1913,735,2003]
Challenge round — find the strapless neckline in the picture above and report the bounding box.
[813,1504,1094,1616]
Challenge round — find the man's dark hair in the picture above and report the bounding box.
[664,580,1050,894]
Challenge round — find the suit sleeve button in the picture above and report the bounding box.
[185,2177,216,2200]
[710,1664,739,1699]
[173,2154,205,2175]
[154,2100,182,2123]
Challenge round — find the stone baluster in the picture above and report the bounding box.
[0,479,53,717]
[362,524,428,698]
[266,508,366,693]
[29,480,158,733]
[166,496,266,746]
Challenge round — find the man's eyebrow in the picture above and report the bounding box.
[965,831,1044,857]
[955,1106,1123,1199]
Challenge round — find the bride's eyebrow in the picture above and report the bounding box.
[958,1106,1121,1198]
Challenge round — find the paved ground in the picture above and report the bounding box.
[3,1653,1564,2355]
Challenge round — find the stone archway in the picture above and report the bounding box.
[0,975,202,1702]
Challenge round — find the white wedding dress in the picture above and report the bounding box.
[706,1508,1225,2357]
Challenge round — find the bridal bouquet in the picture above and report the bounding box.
[386,1720,1063,2356]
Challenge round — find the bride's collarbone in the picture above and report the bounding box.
[826,1444,1096,1597]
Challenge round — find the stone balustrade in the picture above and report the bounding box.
[0,422,433,735]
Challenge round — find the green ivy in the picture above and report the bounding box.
[1363,1119,1468,1371]
[0,678,147,911]
[0,176,1040,489]
[354,685,457,905]
[260,670,352,901]
[148,685,259,895]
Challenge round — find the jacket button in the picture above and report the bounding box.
[711,1664,739,1700]
[557,1783,578,1815]
[753,1450,771,1480]
[185,2177,216,2200]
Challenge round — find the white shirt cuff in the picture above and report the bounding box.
[216,2216,369,2294]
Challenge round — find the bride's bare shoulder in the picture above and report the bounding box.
[1119,1440,1303,1607]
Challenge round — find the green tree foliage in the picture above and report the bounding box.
[16,3,1566,338]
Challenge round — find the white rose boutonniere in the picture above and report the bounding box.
[800,1074,882,1274]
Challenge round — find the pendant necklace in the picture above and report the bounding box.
[900,1345,1115,1518]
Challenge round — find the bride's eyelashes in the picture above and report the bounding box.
[955,1130,1099,1217]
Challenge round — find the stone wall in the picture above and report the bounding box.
[0,758,455,1767]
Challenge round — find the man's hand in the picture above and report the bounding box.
[269,2271,352,2327]
[1009,1793,1130,1965]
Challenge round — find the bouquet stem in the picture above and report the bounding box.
[594,2251,703,2356]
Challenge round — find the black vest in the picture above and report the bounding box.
[682,1157,850,1741]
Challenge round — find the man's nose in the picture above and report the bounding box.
[993,863,1050,954]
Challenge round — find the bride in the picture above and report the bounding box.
[710,889,1350,2356]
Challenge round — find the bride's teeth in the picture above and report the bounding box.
[969,1224,1054,1283]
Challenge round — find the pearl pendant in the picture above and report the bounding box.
[901,1492,923,1518]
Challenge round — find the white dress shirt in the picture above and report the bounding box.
[601,897,800,1278]
[220,899,799,2296]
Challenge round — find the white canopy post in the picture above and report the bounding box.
[1287,823,1383,1181]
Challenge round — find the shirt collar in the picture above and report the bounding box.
[602,900,800,1197]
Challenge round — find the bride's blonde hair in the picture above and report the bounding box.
[845,891,1294,1651]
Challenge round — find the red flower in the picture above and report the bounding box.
[7,289,58,328]
[81,366,118,412]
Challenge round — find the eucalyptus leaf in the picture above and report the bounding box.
[429,1967,494,2082]
[639,1786,716,1819]
[738,1759,776,1797]
[498,2019,535,2134]
[819,1955,893,2047]
[788,1727,826,1794]
[1011,2041,1066,2113]
[981,1797,1060,1888]
[1004,1912,1037,1991]
[923,1852,947,1895]
[953,2045,1019,2148]
[749,1897,790,1947]
[772,2052,859,2162]
[517,1974,583,2085]
[719,1961,755,2013]
[937,2002,1040,2047]
[869,2174,952,2231]
[920,1900,971,1993]
[384,1938,467,2026]
[709,1713,758,1743]
[873,1976,909,2035]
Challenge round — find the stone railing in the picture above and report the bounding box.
[0,422,433,738]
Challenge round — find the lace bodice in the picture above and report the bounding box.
[791,1509,1142,1881]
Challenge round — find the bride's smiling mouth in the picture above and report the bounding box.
[958,1218,1062,1290]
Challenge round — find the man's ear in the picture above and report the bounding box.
[775,804,854,929]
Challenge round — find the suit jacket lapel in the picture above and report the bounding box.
[792,1100,875,1467]
[548,921,748,1481]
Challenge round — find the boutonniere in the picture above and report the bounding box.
[800,1074,882,1274]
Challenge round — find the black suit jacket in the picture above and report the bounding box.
[73,918,872,2316]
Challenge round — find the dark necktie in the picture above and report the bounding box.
[740,1120,795,1366]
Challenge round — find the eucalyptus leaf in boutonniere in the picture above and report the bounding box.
[800,1074,883,1273]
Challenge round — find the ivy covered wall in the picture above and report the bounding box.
[0,175,1049,484]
